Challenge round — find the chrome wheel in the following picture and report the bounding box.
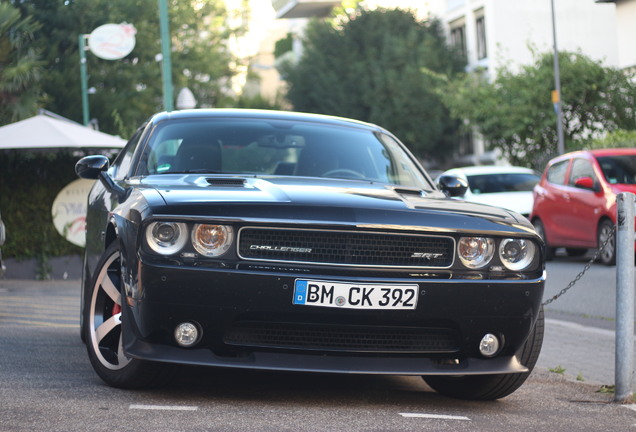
[84,242,168,388]
[88,246,131,370]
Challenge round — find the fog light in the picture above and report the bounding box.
[479,333,500,357]
[174,322,200,348]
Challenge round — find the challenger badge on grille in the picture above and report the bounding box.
[249,245,313,253]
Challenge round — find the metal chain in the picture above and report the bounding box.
[542,225,616,306]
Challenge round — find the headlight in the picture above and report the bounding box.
[499,239,536,271]
[458,237,495,269]
[146,222,188,255]
[191,224,233,257]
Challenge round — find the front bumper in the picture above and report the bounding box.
[122,258,545,376]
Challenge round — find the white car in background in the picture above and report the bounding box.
[438,166,541,218]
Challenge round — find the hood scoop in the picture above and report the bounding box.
[206,178,247,187]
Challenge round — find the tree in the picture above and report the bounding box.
[282,8,465,162]
[443,51,636,169]
[14,0,245,137]
[0,2,44,124]
[587,129,636,149]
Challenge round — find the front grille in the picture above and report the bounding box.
[224,322,460,353]
[238,228,454,268]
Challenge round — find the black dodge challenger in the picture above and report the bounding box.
[76,109,545,400]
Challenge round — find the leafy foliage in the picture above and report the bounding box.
[585,129,636,150]
[0,151,83,260]
[282,8,465,162]
[443,51,636,169]
[0,2,44,123]
[11,0,245,136]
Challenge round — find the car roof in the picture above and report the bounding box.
[148,109,383,132]
[545,148,636,166]
[443,166,537,177]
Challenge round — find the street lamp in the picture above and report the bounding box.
[158,0,174,111]
[551,0,565,155]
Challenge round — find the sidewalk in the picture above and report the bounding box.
[537,315,626,387]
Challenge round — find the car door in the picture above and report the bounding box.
[536,159,571,244]
[561,158,604,247]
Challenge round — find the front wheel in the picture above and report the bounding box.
[597,219,616,266]
[532,219,555,261]
[422,307,544,400]
[85,241,169,388]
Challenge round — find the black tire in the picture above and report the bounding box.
[597,219,616,266]
[422,307,544,401]
[84,241,169,389]
[532,219,555,261]
[565,248,587,257]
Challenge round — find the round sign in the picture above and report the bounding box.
[88,23,137,60]
[51,179,96,247]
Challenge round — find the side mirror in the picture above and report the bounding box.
[75,155,110,179]
[76,155,127,199]
[573,176,596,191]
[437,175,469,197]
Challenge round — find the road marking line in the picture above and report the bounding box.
[0,295,76,303]
[0,318,77,328]
[622,404,636,412]
[129,404,198,411]
[0,301,77,310]
[0,312,78,321]
[400,413,470,421]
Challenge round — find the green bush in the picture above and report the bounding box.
[585,129,636,149]
[0,150,84,261]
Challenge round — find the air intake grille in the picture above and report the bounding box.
[238,228,454,268]
[206,178,246,186]
[224,322,460,353]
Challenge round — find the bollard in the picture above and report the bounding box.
[615,192,635,402]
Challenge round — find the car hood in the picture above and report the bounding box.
[137,175,533,234]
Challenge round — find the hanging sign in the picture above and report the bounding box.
[88,23,137,60]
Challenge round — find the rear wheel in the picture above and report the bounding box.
[597,219,616,266]
[85,241,169,388]
[422,307,544,400]
[532,219,555,261]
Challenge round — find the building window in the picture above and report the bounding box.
[450,20,466,61]
[475,14,487,60]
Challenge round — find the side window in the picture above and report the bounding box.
[111,128,144,180]
[569,158,596,186]
[546,160,568,185]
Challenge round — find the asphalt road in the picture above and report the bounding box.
[2,272,636,431]
[542,251,624,326]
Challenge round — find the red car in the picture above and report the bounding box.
[530,148,636,265]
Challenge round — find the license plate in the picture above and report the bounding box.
[293,279,418,310]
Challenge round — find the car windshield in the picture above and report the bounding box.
[597,155,636,185]
[466,172,540,194]
[137,117,433,189]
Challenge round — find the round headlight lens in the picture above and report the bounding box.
[458,237,495,269]
[146,222,188,255]
[191,224,234,257]
[499,238,536,271]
